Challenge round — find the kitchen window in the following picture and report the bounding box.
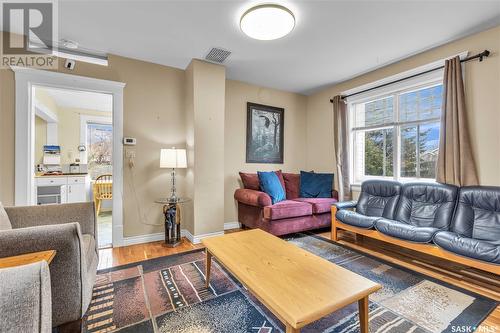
[349,81,443,184]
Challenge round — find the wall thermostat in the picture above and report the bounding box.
[123,137,136,145]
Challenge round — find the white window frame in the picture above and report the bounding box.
[80,115,113,164]
[347,70,444,186]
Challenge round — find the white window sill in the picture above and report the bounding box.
[350,178,437,192]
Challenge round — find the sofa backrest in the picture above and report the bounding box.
[450,186,500,242]
[394,183,458,229]
[357,180,402,219]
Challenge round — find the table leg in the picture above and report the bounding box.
[205,250,212,288]
[286,324,300,333]
[358,296,369,333]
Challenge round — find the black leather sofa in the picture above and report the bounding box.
[331,180,500,274]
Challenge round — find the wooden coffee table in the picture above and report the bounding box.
[202,229,381,333]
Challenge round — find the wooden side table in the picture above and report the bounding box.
[155,197,191,247]
[0,250,56,269]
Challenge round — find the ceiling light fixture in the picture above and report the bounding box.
[240,4,295,41]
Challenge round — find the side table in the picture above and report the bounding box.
[155,197,191,247]
[0,250,56,269]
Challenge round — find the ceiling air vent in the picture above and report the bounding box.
[205,47,231,64]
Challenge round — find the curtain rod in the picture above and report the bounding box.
[329,50,490,103]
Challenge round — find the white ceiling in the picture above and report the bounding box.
[58,1,500,95]
[41,87,113,112]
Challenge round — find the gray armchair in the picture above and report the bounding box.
[0,261,52,333]
[0,203,98,327]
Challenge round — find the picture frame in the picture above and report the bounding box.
[246,102,284,164]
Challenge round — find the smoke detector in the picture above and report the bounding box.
[205,47,231,64]
[60,39,79,49]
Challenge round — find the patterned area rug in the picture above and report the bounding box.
[83,234,497,333]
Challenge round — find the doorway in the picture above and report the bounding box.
[32,85,114,248]
[13,67,125,247]
[86,120,114,248]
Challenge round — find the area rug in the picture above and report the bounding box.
[83,234,497,333]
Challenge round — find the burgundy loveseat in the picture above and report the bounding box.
[234,172,338,236]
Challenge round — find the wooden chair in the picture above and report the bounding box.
[93,174,113,217]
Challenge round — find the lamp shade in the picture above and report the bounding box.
[160,148,187,168]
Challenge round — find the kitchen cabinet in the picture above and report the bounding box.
[35,175,91,205]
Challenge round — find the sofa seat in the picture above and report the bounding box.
[434,231,500,264]
[375,218,440,243]
[293,198,338,214]
[336,210,380,229]
[263,200,313,221]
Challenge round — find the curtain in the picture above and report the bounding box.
[333,95,351,200]
[436,56,479,186]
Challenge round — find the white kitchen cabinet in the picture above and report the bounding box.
[35,175,91,205]
[67,183,87,203]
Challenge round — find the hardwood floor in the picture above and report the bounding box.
[97,237,203,270]
[98,229,499,331]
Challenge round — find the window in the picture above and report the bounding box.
[87,123,113,180]
[350,82,442,184]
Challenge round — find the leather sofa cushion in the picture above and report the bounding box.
[336,210,379,229]
[450,186,500,241]
[375,218,440,243]
[293,198,338,214]
[263,200,312,221]
[434,231,500,264]
[394,183,458,229]
[357,180,401,219]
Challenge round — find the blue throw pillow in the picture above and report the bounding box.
[299,171,334,198]
[257,171,286,204]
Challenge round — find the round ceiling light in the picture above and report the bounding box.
[240,4,295,40]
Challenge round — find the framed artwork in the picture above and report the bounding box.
[246,102,284,164]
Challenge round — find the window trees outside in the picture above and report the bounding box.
[87,123,113,180]
[351,83,442,183]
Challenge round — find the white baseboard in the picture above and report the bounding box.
[182,229,224,244]
[122,232,164,246]
[224,221,241,230]
[121,223,240,247]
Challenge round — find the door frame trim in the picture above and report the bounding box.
[13,66,126,247]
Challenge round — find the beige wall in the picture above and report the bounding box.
[306,25,500,189]
[34,116,47,165]
[0,68,15,204]
[1,26,499,240]
[34,98,112,166]
[0,53,186,238]
[57,107,112,164]
[224,80,308,222]
[185,60,226,235]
